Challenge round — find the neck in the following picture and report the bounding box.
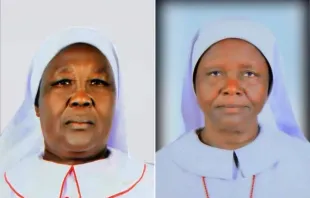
[43,147,110,165]
[199,121,259,150]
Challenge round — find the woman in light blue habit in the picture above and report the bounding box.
[156,19,310,198]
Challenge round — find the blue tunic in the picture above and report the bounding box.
[156,124,310,198]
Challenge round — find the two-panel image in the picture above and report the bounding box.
[0,0,309,197]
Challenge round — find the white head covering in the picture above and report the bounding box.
[181,19,306,140]
[0,27,128,171]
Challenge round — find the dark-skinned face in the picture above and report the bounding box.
[35,43,116,159]
[194,39,270,129]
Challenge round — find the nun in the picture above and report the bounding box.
[0,27,154,197]
[156,19,310,198]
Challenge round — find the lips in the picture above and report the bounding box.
[65,120,94,125]
[217,104,246,108]
[216,104,247,114]
[64,115,95,130]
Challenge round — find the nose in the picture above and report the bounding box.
[69,90,93,108]
[222,79,243,96]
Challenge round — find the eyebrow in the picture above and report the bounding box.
[51,64,112,76]
[201,60,258,68]
[239,64,255,69]
[93,65,110,75]
[53,66,74,75]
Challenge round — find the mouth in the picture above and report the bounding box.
[216,104,247,113]
[65,120,94,125]
[64,117,95,130]
[218,104,246,108]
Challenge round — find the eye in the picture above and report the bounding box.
[244,71,257,77]
[90,79,110,86]
[51,79,71,87]
[208,71,222,76]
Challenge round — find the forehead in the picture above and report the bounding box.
[200,38,266,64]
[42,43,113,76]
[52,43,109,65]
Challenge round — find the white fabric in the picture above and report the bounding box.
[1,148,154,197]
[156,123,310,197]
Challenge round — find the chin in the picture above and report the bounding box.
[216,117,245,130]
[65,144,94,154]
[64,135,95,151]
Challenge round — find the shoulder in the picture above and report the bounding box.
[0,157,36,198]
[110,148,154,173]
[156,141,177,169]
[156,140,190,197]
[156,132,191,159]
[275,132,310,180]
[274,133,310,190]
[4,155,37,181]
[262,122,310,161]
[156,135,189,177]
[156,132,193,165]
[110,148,154,194]
[156,144,172,161]
[2,155,40,197]
[129,158,154,197]
[278,132,310,161]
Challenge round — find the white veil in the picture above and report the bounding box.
[0,27,128,171]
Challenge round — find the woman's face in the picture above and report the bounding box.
[35,43,116,159]
[195,38,270,129]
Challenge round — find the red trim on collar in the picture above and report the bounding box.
[4,172,24,198]
[59,166,82,198]
[72,166,82,197]
[4,164,147,198]
[108,164,147,198]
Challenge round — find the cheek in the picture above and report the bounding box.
[42,94,66,114]
[39,95,65,129]
[38,106,61,143]
[195,80,219,111]
[245,83,268,108]
[93,93,115,120]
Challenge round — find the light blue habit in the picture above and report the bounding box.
[156,19,310,198]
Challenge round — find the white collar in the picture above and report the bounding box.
[169,124,285,180]
[5,148,147,197]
